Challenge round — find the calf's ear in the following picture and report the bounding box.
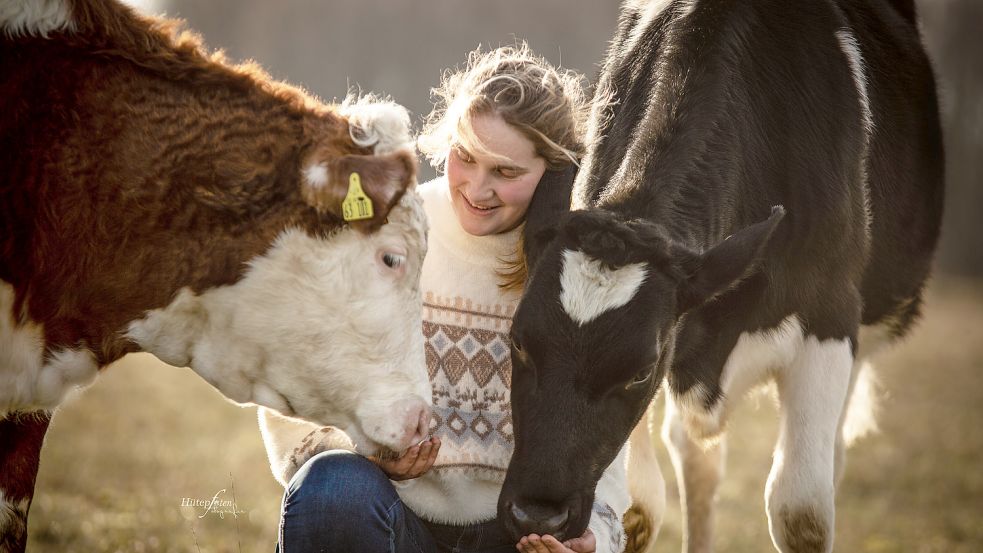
[677,206,785,313]
[522,165,577,270]
[301,150,417,233]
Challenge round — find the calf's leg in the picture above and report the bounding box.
[624,404,666,553]
[0,411,51,553]
[765,337,852,553]
[662,394,725,553]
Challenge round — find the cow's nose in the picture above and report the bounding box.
[386,398,432,450]
[410,404,431,445]
[507,500,570,539]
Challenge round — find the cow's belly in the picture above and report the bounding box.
[674,316,806,440]
[673,315,888,442]
[0,281,99,416]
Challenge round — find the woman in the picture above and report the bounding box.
[261,44,630,553]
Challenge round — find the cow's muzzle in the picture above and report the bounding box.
[500,494,587,543]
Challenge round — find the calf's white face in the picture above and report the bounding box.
[126,191,431,455]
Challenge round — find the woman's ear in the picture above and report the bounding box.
[522,164,577,269]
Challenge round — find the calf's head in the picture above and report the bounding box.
[499,206,784,541]
[126,101,431,455]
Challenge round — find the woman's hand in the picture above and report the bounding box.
[517,528,596,553]
[367,436,441,481]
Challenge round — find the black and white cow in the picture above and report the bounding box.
[497,0,943,551]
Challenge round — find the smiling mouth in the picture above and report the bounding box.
[461,193,499,212]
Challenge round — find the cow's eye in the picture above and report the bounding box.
[630,368,652,387]
[382,252,404,269]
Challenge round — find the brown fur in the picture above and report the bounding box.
[0,498,28,553]
[780,507,829,553]
[623,503,655,553]
[0,0,414,363]
[0,414,50,503]
[0,1,416,550]
[0,413,49,553]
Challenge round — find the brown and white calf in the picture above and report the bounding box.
[0,0,432,549]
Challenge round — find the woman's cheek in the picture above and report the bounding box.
[497,175,539,211]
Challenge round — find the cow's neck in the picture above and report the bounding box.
[577,6,762,253]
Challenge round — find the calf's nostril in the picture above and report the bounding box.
[509,501,570,537]
[509,502,533,529]
[405,404,431,445]
[545,509,569,534]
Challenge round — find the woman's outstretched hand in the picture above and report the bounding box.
[517,528,596,553]
[368,436,441,481]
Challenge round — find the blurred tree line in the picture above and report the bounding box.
[153,0,981,276]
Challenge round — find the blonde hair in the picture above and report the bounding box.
[419,44,588,169]
[418,44,589,289]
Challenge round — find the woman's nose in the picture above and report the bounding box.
[465,173,495,201]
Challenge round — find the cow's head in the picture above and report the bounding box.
[498,206,784,541]
[125,99,432,456]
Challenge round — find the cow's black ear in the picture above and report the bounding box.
[677,206,785,313]
[522,165,577,270]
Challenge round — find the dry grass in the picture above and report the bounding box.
[27,278,983,552]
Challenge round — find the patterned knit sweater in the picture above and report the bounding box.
[260,177,630,552]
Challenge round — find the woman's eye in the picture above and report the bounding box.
[455,148,474,163]
[382,252,404,269]
[497,169,520,180]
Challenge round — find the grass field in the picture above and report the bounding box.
[27,277,983,552]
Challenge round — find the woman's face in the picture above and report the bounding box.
[446,113,547,236]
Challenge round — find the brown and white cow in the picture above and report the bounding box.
[0,0,432,549]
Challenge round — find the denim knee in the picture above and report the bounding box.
[280,450,418,552]
[285,449,397,518]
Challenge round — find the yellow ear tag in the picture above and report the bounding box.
[342,172,374,222]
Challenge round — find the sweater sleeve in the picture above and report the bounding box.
[587,444,630,553]
[257,407,356,487]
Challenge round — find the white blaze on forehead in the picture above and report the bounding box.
[560,250,648,326]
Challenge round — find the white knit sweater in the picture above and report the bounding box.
[260,177,630,552]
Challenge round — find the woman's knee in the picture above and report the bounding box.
[285,450,395,516]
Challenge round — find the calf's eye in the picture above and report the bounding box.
[630,368,652,387]
[382,252,404,269]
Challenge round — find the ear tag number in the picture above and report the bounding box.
[342,172,374,222]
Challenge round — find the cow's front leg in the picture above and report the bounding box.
[766,336,852,553]
[662,393,725,553]
[0,411,52,553]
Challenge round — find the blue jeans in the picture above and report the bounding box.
[277,450,517,553]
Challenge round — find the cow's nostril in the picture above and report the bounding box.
[510,501,533,528]
[405,403,431,446]
[509,500,570,538]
